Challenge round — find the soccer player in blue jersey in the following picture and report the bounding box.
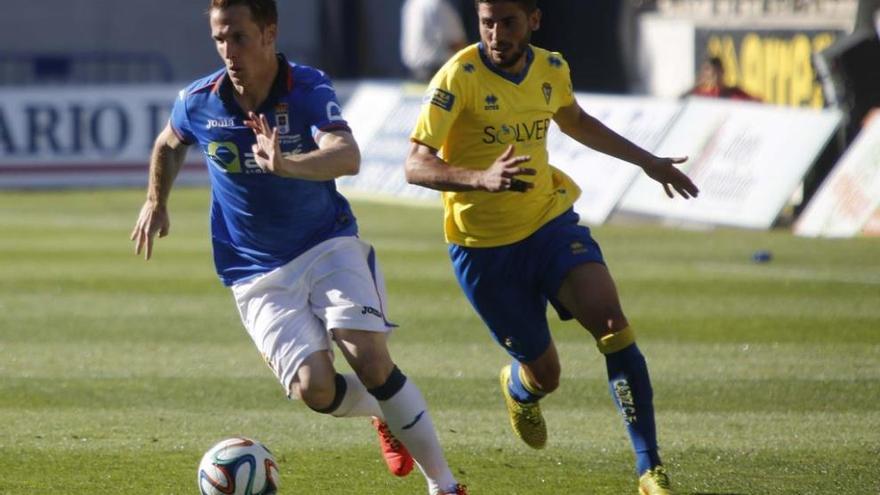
[129,1,465,493]
[405,1,700,494]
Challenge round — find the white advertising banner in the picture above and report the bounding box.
[550,95,682,225]
[0,84,204,188]
[0,84,847,237]
[794,117,880,238]
[619,98,842,229]
[340,87,684,223]
[337,82,439,201]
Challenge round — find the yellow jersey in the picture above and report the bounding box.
[410,43,581,247]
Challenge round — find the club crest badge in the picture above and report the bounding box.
[275,103,290,134]
[542,82,553,105]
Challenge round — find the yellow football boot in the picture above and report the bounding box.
[638,466,673,495]
[499,365,546,449]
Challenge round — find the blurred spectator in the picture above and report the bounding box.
[863,107,880,127]
[320,0,362,78]
[876,7,880,35]
[531,0,629,92]
[855,0,880,32]
[685,56,761,101]
[401,0,467,82]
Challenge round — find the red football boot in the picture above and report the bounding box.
[371,417,414,477]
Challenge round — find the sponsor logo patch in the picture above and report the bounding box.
[208,141,298,174]
[484,94,500,111]
[482,118,551,145]
[326,101,345,122]
[425,88,456,111]
[207,118,236,130]
[361,306,384,319]
[207,141,242,173]
[612,379,638,425]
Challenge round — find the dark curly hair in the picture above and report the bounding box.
[475,0,538,13]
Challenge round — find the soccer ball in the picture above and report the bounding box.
[197,437,280,495]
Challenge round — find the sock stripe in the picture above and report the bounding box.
[368,365,407,401]
[401,410,425,430]
[518,365,544,396]
[508,361,544,403]
[597,326,636,354]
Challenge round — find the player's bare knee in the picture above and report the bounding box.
[294,377,337,411]
[352,359,395,390]
[608,312,629,332]
[583,309,629,336]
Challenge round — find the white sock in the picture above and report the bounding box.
[377,379,457,494]
[330,373,383,418]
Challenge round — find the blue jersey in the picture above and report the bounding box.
[170,55,358,286]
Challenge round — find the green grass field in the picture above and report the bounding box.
[0,188,878,495]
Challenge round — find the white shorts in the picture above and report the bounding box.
[231,236,393,394]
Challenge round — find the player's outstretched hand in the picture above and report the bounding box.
[130,201,170,260]
[481,144,536,193]
[642,156,700,199]
[245,112,283,174]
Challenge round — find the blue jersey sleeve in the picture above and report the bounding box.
[303,73,351,137]
[169,88,197,145]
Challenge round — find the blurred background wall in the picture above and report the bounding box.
[0,0,322,84]
[0,0,870,98]
[0,0,876,234]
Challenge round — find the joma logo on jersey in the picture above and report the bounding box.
[482,118,551,145]
[361,306,384,319]
[207,118,236,129]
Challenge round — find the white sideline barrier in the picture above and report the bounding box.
[0,83,844,233]
[551,95,682,225]
[619,98,841,229]
[337,82,439,201]
[340,83,685,224]
[794,117,880,238]
[0,85,205,188]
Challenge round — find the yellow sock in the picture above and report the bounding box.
[518,365,544,395]
[597,326,636,355]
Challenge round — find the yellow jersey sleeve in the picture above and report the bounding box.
[558,55,576,108]
[411,62,469,152]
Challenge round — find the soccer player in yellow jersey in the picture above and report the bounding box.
[405,1,699,494]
